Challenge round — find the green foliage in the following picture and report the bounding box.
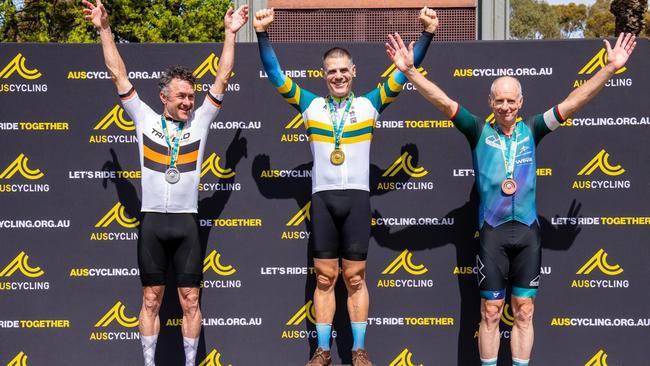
[555,3,588,38]
[510,0,561,39]
[0,0,232,43]
[585,0,615,37]
[509,0,625,39]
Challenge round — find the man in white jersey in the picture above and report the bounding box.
[82,1,248,365]
[254,7,437,366]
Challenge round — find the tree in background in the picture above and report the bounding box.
[585,0,616,37]
[510,0,561,39]
[555,2,588,38]
[510,0,648,39]
[0,0,232,42]
[610,0,648,35]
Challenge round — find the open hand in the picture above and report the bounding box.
[605,32,636,72]
[385,33,415,73]
[225,5,249,34]
[82,0,109,30]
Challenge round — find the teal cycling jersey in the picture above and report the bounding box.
[257,31,432,193]
[452,104,564,227]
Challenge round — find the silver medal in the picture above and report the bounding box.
[165,168,180,184]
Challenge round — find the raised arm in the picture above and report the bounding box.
[82,0,132,94]
[253,8,317,113]
[366,7,438,113]
[385,32,457,118]
[557,33,636,120]
[211,5,249,96]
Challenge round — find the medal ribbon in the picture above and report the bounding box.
[160,115,185,169]
[494,124,518,179]
[326,93,354,151]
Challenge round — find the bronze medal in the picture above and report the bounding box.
[330,149,345,165]
[501,178,517,195]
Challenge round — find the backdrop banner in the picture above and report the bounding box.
[0,39,648,365]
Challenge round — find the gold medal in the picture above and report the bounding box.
[501,178,517,195]
[330,149,345,165]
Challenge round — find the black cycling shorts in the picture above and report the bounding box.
[477,221,541,299]
[138,212,202,287]
[310,189,371,261]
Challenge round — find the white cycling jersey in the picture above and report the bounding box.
[120,90,222,213]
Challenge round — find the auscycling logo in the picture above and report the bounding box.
[0,53,47,93]
[0,252,44,278]
[281,114,308,143]
[0,154,49,194]
[198,348,231,366]
[199,153,241,192]
[193,53,239,92]
[0,251,49,291]
[388,348,423,366]
[572,149,629,190]
[585,349,609,366]
[0,154,43,180]
[281,300,335,340]
[89,105,137,144]
[5,352,29,366]
[201,249,241,290]
[577,249,623,276]
[93,105,135,131]
[378,250,433,288]
[282,202,311,241]
[378,152,433,191]
[91,301,139,341]
[574,48,630,88]
[90,202,139,241]
[571,249,628,289]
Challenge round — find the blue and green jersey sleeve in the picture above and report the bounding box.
[364,31,434,114]
[257,31,318,113]
[451,104,484,148]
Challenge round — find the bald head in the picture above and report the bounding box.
[489,76,523,101]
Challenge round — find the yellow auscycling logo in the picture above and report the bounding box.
[585,349,608,366]
[382,250,428,275]
[577,149,625,176]
[576,249,623,276]
[382,152,428,178]
[95,202,140,228]
[193,53,234,79]
[485,114,523,124]
[6,352,28,366]
[198,349,231,366]
[203,250,236,276]
[285,114,305,129]
[0,154,44,180]
[381,64,428,78]
[201,153,235,179]
[0,53,41,80]
[388,348,422,366]
[286,202,311,226]
[286,300,316,325]
[0,251,44,278]
[501,304,515,326]
[93,105,135,131]
[95,301,138,328]
[579,48,626,75]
